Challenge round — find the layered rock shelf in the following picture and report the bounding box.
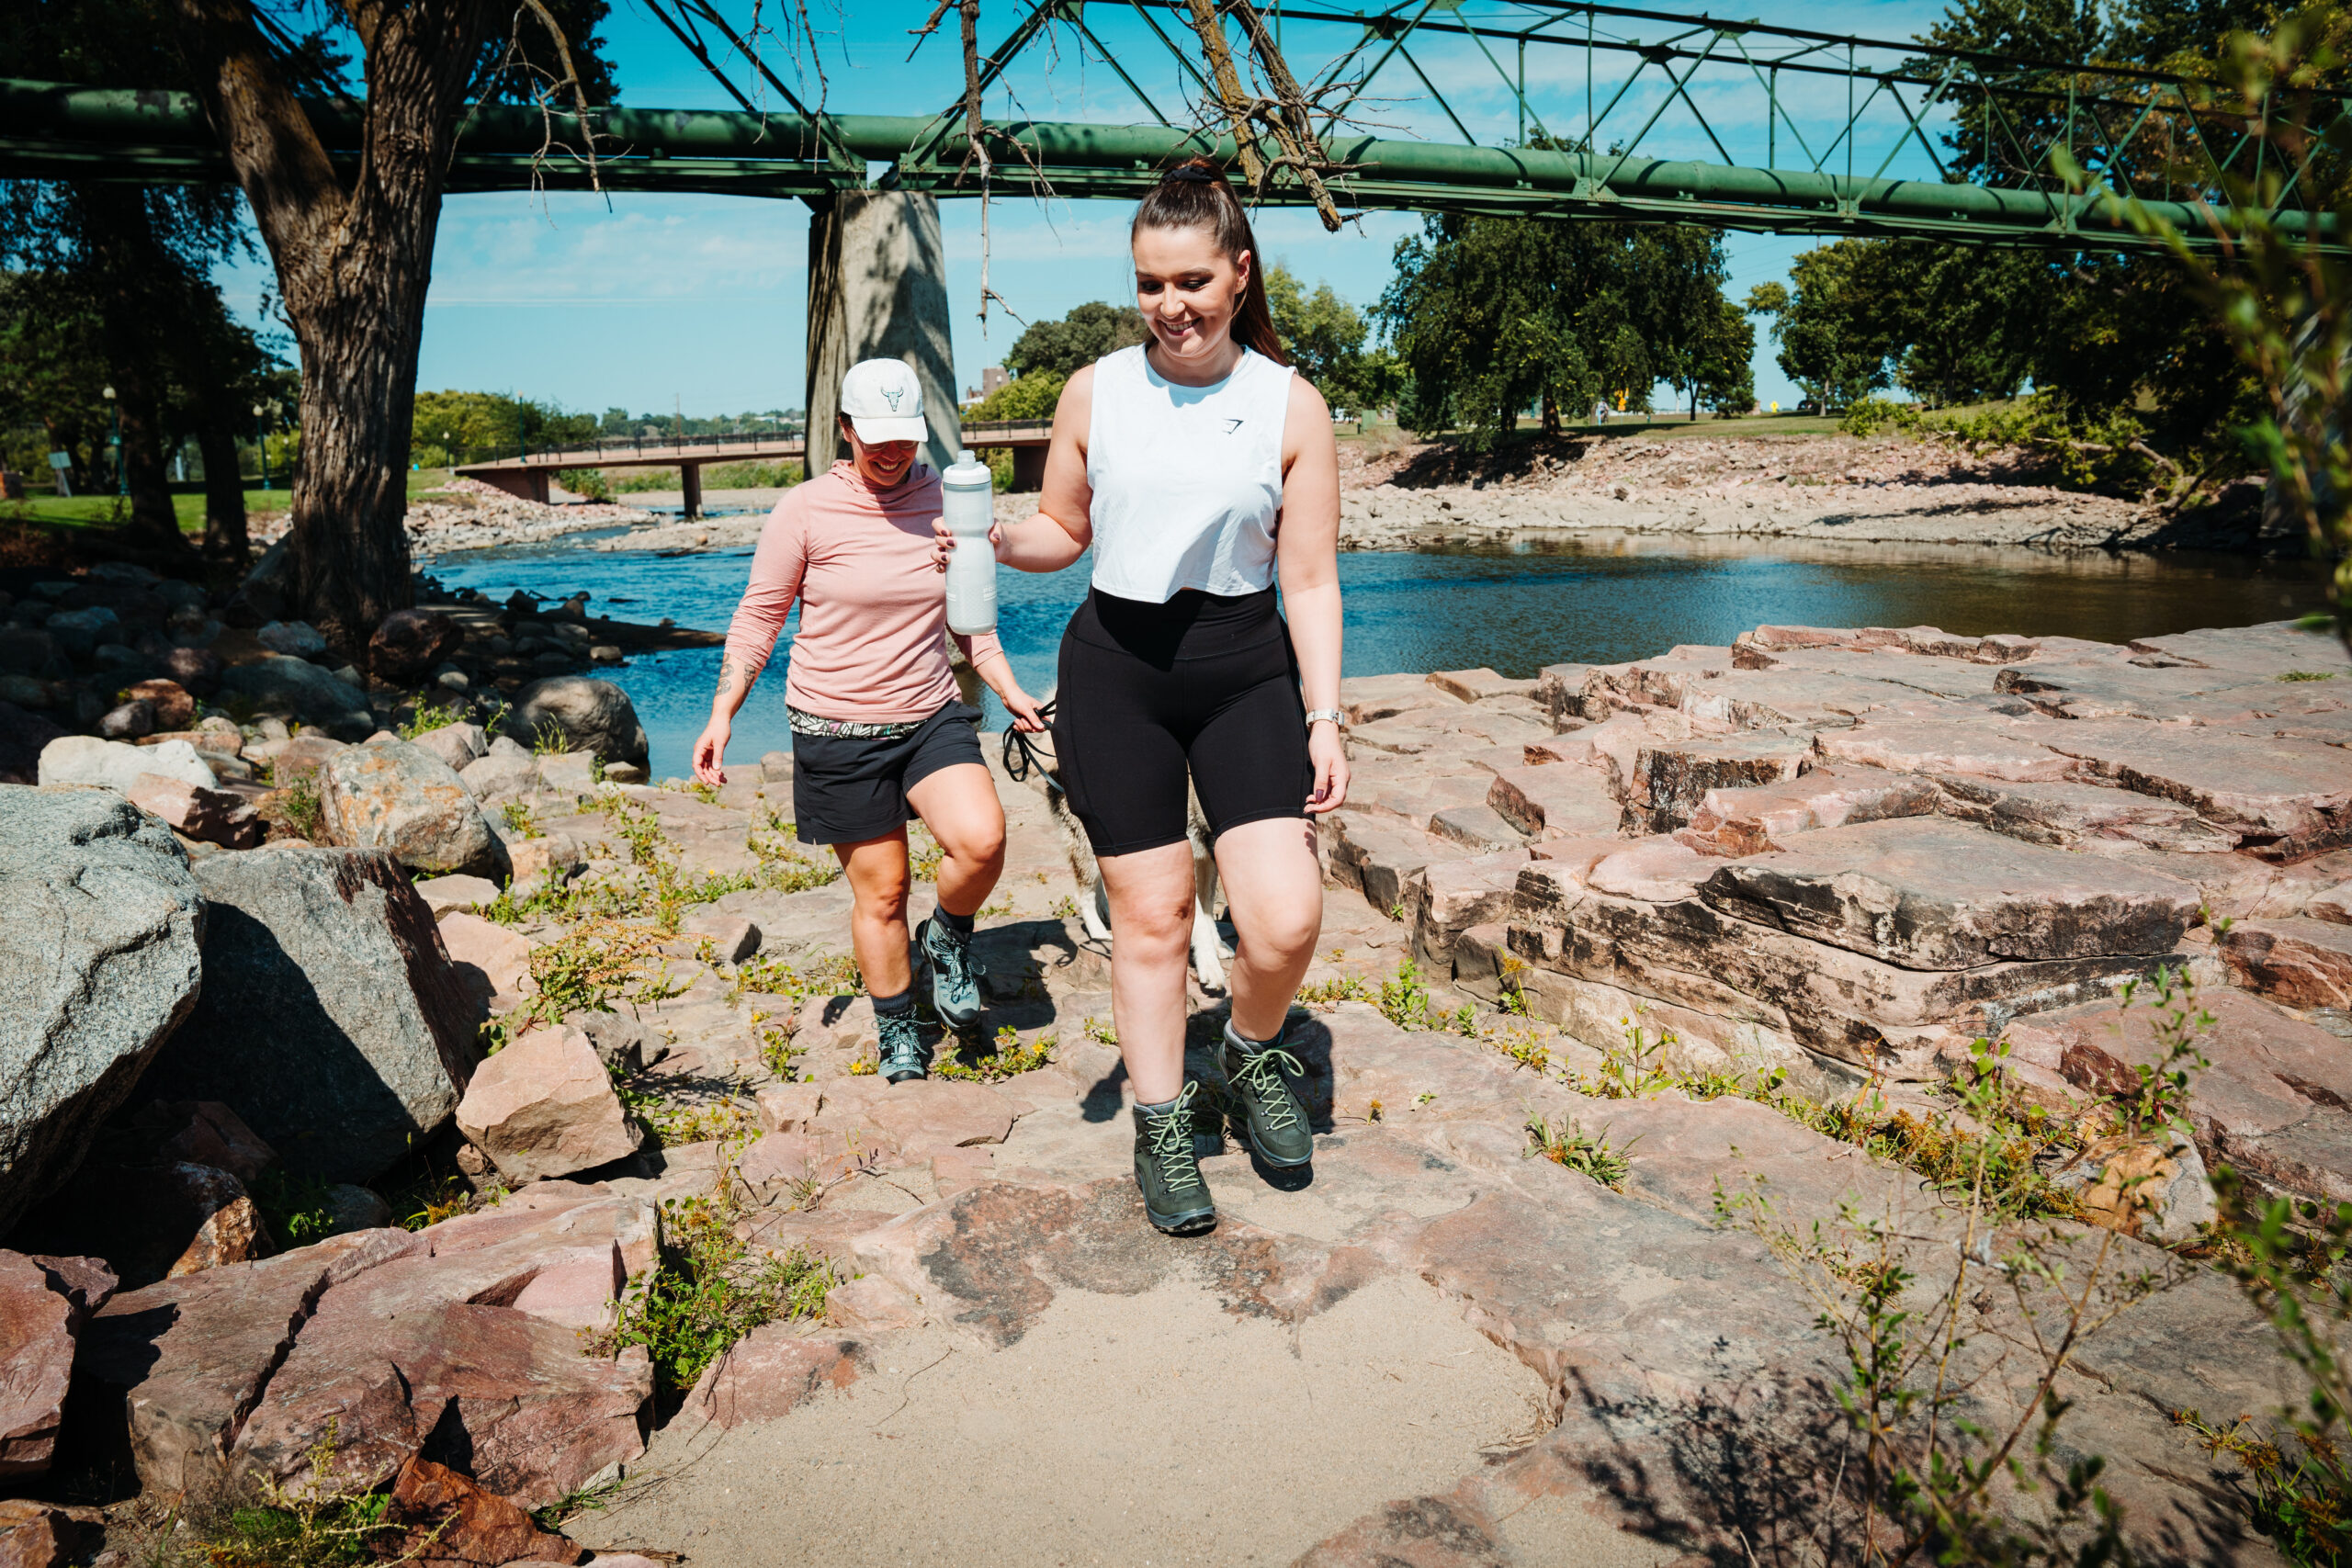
[2,613,2349,1565]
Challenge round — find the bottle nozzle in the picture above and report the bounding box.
[958,448,978,465]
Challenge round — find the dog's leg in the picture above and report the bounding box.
[1188,806,1227,990]
[1087,877,1114,942]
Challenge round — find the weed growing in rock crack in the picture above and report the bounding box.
[1051,895,1079,919]
[736,952,865,1007]
[526,920,672,1024]
[529,718,569,757]
[2278,670,2337,682]
[1296,975,1372,1006]
[755,1011,801,1077]
[273,773,324,841]
[390,1169,475,1232]
[1496,954,1532,1017]
[149,1421,424,1566]
[250,1168,338,1249]
[500,800,544,840]
[1525,1114,1634,1190]
[1083,1016,1118,1046]
[686,779,719,805]
[592,1156,837,1399]
[531,1474,624,1533]
[398,701,461,739]
[934,1026,1055,1083]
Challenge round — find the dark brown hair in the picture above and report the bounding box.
[1131,157,1287,366]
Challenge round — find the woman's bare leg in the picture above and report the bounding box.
[1095,840,1199,1104]
[833,830,912,996]
[1213,817,1324,1042]
[904,762,1007,919]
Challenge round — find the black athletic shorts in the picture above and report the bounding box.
[789,701,984,846]
[1053,586,1312,857]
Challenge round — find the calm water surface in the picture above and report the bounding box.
[422,532,2328,779]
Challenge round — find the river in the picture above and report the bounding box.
[420,532,2329,779]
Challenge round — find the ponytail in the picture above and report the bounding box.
[1131,157,1288,366]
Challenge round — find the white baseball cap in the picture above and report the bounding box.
[841,358,929,445]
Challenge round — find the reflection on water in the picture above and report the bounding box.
[424,531,2328,780]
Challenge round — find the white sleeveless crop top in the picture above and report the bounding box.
[1084,344,1293,603]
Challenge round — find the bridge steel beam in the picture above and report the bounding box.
[0,79,2334,250]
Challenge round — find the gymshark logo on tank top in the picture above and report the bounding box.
[1222,417,1244,434]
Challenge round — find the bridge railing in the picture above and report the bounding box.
[447,430,808,469]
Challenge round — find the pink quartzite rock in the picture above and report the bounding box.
[0,1498,93,1566]
[2017,720,2352,861]
[74,1227,427,1497]
[150,1101,276,1184]
[1931,774,2233,853]
[1408,849,1530,967]
[2222,919,2352,1010]
[1585,839,1713,903]
[808,1077,1016,1166]
[1680,766,1940,857]
[679,1325,865,1430]
[456,1025,639,1183]
[753,1082,821,1134]
[1813,717,2070,781]
[1484,764,1621,839]
[126,773,265,849]
[230,1194,654,1509]
[0,1251,113,1475]
[1701,818,2203,970]
[438,911,535,1002]
[379,1454,585,1567]
[1624,731,1815,834]
[2312,882,2352,925]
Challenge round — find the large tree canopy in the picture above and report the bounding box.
[1375,214,1736,439]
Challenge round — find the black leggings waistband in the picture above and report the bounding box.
[1071,586,1280,667]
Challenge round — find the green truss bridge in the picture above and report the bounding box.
[2,0,2345,250]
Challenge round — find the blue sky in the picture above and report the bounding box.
[218,0,1962,416]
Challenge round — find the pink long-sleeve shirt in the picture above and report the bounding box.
[721,460,1005,723]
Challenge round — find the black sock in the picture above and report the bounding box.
[872,986,913,1016]
[937,907,975,935]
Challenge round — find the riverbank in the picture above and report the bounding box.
[414,431,2289,559]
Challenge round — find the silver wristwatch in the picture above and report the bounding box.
[1304,707,1343,728]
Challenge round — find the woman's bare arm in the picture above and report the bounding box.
[948,367,1095,573]
[1275,374,1348,813]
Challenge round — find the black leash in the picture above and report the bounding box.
[1001,699,1058,784]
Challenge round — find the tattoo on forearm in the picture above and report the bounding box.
[717,654,748,699]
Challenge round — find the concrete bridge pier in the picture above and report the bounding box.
[807,192,959,476]
[680,461,703,520]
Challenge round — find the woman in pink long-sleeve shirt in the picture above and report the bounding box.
[693,358,1044,1082]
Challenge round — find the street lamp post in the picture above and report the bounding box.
[102,384,124,496]
[253,402,269,491]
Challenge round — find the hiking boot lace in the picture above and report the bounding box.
[878,1011,927,1077]
[1148,1085,1205,1194]
[928,919,985,990]
[1229,1047,1306,1133]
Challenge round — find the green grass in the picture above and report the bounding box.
[3,486,288,534]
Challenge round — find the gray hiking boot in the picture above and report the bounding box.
[1218,1022,1315,1168]
[1132,1083,1217,1235]
[917,915,987,1030]
[877,1007,930,1083]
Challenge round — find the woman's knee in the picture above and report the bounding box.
[1233,886,1321,960]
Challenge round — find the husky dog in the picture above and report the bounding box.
[1001,713,1229,991]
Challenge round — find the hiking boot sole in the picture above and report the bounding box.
[1143,1193,1218,1235]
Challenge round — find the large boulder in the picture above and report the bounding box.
[318,737,498,877]
[455,1026,640,1183]
[0,787,205,1235]
[217,655,373,739]
[368,608,464,684]
[502,676,650,768]
[37,735,215,792]
[137,847,481,1183]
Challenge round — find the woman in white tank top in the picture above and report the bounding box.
[935,158,1347,1238]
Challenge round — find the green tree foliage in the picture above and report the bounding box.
[1264,263,1396,412]
[1375,214,1734,441]
[1682,295,1758,415]
[1003,301,1148,378]
[967,372,1066,422]
[410,390,599,464]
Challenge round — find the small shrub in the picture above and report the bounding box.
[250,1168,339,1250]
[530,717,570,757]
[275,773,325,841]
[559,466,613,502]
[398,700,461,739]
[1525,1114,1634,1190]
[934,1025,1055,1083]
[501,799,545,840]
[593,1157,837,1398]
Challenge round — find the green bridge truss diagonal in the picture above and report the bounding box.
[3,0,2345,250]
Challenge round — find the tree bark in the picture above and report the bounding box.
[194,411,248,563]
[172,0,494,650]
[77,185,197,558]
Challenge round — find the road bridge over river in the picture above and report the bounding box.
[456,421,1054,513]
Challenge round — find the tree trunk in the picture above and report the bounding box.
[194,411,248,563]
[77,184,196,558]
[172,0,494,651]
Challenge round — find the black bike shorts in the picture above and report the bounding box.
[790,702,984,846]
[1053,586,1311,857]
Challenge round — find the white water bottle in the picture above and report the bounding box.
[941,448,998,635]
